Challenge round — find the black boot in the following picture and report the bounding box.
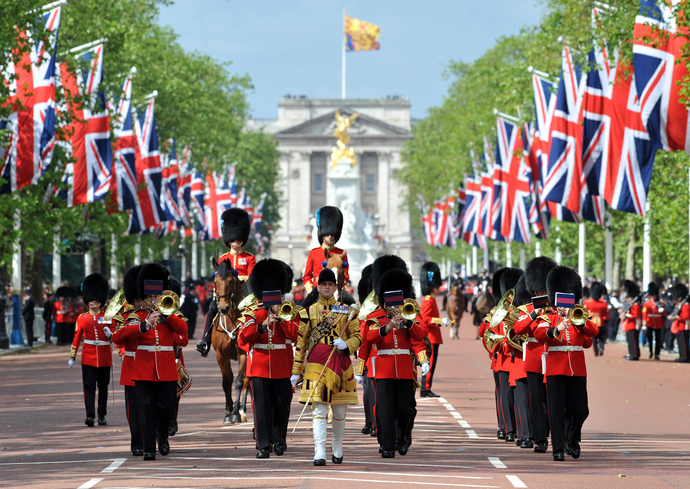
[195,304,216,357]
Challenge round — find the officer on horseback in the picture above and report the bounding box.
[196,208,255,357]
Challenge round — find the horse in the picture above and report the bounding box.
[447,282,468,339]
[210,257,251,424]
[474,289,496,339]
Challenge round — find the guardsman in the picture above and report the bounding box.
[533,266,598,462]
[584,282,609,357]
[169,279,189,438]
[53,286,69,346]
[419,262,449,398]
[291,268,361,466]
[301,206,352,305]
[115,263,188,461]
[112,265,144,456]
[642,283,664,360]
[69,273,113,427]
[669,283,690,362]
[354,264,376,436]
[621,280,642,361]
[237,259,298,458]
[196,208,255,356]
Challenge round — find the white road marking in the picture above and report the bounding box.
[444,403,455,410]
[78,479,103,489]
[437,397,448,403]
[0,459,114,466]
[101,458,126,473]
[451,411,463,419]
[488,457,506,469]
[458,420,471,428]
[506,474,527,488]
[466,430,479,439]
[170,456,477,469]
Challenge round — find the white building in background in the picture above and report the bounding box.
[248,96,424,282]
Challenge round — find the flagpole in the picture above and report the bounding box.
[53,229,61,289]
[578,222,586,281]
[472,246,478,275]
[642,201,651,289]
[605,211,613,290]
[483,245,490,271]
[342,8,346,99]
[11,209,23,346]
[110,233,118,290]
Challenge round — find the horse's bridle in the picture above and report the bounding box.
[216,272,240,310]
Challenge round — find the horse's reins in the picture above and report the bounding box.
[216,272,240,339]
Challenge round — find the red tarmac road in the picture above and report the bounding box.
[2,312,690,489]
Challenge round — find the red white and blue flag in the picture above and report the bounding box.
[176,145,192,228]
[480,137,503,241]
[161,138,182,224]
[1,6,62,193]
[202,172,234,240]
[462,172,486,249]
[190,170,205,232]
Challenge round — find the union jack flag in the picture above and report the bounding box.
[479,137,503,241]
[203,172,234,240]
[252,192,266,233]
[134,99,164,229]
[1,6,62,193]
[190,170,205,231]
[633,0,689,153]
[419,198,436,247]
[431,195,453,248]
[161,139,182,224]
[462,171,486,249]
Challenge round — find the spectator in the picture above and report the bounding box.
[22,288,36,347]
[43,291,54,344]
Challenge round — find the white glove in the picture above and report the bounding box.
[333,338,348,351]
[421,362,430,375]
[102,326,112,339]
[355,374,364,385]
[441,317,451,326]
[290,374,300,387]
[68,359,74,368]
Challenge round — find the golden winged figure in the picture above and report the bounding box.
[331,110,359,168]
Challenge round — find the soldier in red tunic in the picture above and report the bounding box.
[68,273,113,427]
[621,280,642,361]
[641,282,664,360]
[53,286,70,346]
[669,283,690,362]
[584,282,610,357]
[419,262,449,398]
[196,208,255,356]
[533,266,598,462]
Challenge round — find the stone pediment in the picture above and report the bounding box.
[274,108,411,138]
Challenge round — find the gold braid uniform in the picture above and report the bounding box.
[292,296,361,405]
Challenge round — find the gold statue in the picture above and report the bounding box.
[331,110,359,168]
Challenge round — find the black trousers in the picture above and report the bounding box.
[546,375,589,454]
[250,377,292,451]
[25,319,34,346]
[405,389,417,447]
[375,378,414,451]
[526,371,549,443]
[646,328,662,358]
[44,319,52,343]
[82,365,110,418]
[514,378,532,440]
[593,322,607,356]
[608,316,620,341]
[125,385,143,451]
[494,370,504,431]
[135,380,177,453]
[497,371,515,434]
[201,300,218,343]
[421,343,440,393]
[678,330,690,361]
[362,368,376,430]
[626,330,640,359]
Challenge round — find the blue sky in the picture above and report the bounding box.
[158,1,545,120]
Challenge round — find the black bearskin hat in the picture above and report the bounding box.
[171,278,182,297]
[420,261,443,296]
[372,255,407,295]
[590,281,603,301]
[525,256,558,295]
[646,282,659,298]
[377,268,415,305]
[123,266,141,304]
[221,208,251,247]
[583,286,590,299]
[513,275,531,308]
[358,264,373,304]
[55,286,69,299]
[316,206,343,245]
[248,259,288,300]
[81,273,109,306]
[492,268,507,302]
[284,264,294,294]
[623,280,640,299]
[546,266,582,305]
[137,263,172,299]
[500,267,524,296]
[673,283,689,301]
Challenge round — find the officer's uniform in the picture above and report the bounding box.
[583,282,609,357]
[642,283,664,360]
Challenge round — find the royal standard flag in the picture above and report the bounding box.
[345,15,380,51]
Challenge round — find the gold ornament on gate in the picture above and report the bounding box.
[331,110,359,168]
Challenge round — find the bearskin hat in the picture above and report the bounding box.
[372,254,407,295]
[316,206,343,245]
[123,266,141,304]
[590,282,603,301]
[525,256,558,295]
[248,258,288,300]
[492,268,507,302]
[420,261,443,296]
[646,282,659,298]
[583,286,590,299]
[546,266,582,305]
[284,264,294,294]
[358,264,373,304]
[623,280,641,299]
[673,283,689,301]
[513,275,531,308]
[171,278,182,297]
[55,286,70,299]
[377,268,415,305]
[221,208,251,247]
[499,267,524,296]
[137,263,172,299]
[81,273,109,306]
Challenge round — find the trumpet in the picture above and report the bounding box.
[567,304,590,327]
[276,300,298,321]
[145,290,181,322]
[386,298,421,326]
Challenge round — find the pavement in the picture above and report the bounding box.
[1,313,690,489]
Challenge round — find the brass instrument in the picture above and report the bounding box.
[176,360,192,397]
[483,328,506,354]
[238,293,257,311]
[504,322,529,352]
[156,290,180,317]
[277,300,298,321]
[386,298,421,327]
[358,289,378,320]
[104,288,126,322]
[483,289,520,352]
[490,290,519,328]
[568,304,591,326]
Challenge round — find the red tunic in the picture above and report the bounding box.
[642,299,664,329]
[672,303,690,333]
[583,298,609,330]
[112,307,142,387]
[71,312,113,368]
[53,300,67,323]
[503,305,534,381]
[238,308,299,379]
[533,313,598,377]
[219,250,256,281]
[622,303,642,332]
[356,319,378,378]
[512,303,545,374]
[365,308,427,380]
[302,246,349,290]
[115,311,188,382]
[420,295,444,345]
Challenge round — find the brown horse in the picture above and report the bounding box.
[211,258,251,424]
[474,289,496,339]
[325,252,347,301]
[447,283,468,339]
